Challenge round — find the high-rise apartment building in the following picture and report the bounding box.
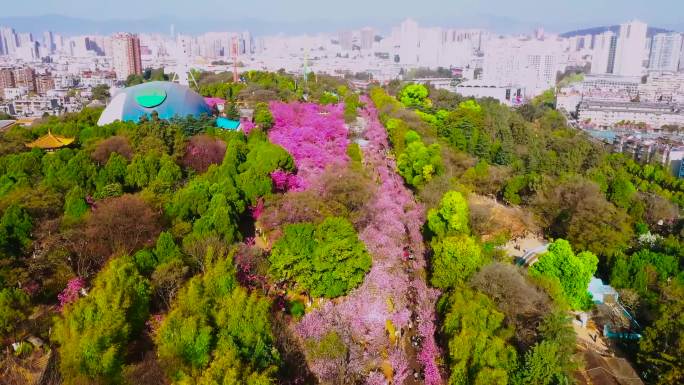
[614,20,648,77]
[649,32,683,72]
[592,31,618,74]
[36,73,55,95]
[339,30,354,51]
[483,38,561,97]
[0,68,15,90]
[0,27,19,56]
[360,28,375,50]
[111,33,142,80]
[12,67,36,92]
[43,31,56,54]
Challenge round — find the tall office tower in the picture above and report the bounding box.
[111,33,142,80]
[18,32,34,46]
[12,67,36,92]
[399,18,420,65]
[614,20,648,77]
[0,27,19,56]
[360,27,375,50]
[649,32,683,72]
[338,30,354,51]
[43,31,56,54]
[592,31,618,74]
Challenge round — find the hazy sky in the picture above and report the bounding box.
[3,0,684,31]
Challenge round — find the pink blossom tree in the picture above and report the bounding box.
[268,102,350,185]
[57,277,86,310]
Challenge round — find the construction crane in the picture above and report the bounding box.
[231,36,239,83]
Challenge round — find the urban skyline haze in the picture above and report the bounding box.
[2,0,684,35]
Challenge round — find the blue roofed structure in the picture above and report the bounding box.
[216,117,242,130]
[588,276,618,304]
[97,81,212,126]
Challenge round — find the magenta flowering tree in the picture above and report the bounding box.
[270,170,306,192]
[57,277,86,310]
[241,118,256,135]
[268,102,350,185]
[250,198,265,220]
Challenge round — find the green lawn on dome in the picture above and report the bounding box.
[135,88,168,108]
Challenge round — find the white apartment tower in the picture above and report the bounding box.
[360,28,375,50]
[111,33,142,80]
[0,27,19,56]
[649,32,683,72]
[614,20,648,77]
[399,19,420,65]
[592,31,618,75]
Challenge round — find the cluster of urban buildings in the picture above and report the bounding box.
[612,134,684,176]
[557,21,684,132]
[0,18,683,123]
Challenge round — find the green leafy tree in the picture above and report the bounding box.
[254,103,274,130]
[608,173,637,209]
[269,217,371,298]
[0,205,32,257]
[0,287,29,336]
[431,235,484,290]
[154,231,183,265]
[637,283,684,385]
[156,255,279,383]
[427,191,470,238]
[514,311,578,385]
[63,185,88,222]
[125,74,144,87]
[91,84,111,102]
[438,288,518,385]
[397,84,430,108]
[529,239,598,310]
[397,130,442,187]
[343,93,360,123]
[54,256,151,384]
[610,249,679,297]
[226,101,241,120]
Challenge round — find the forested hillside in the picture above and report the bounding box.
[0,72,680,385]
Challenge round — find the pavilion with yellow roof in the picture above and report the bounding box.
[26,130,75,151]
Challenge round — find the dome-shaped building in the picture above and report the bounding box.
[97,81,212,126]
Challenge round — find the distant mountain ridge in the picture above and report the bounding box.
[561,25,673,38]
[0,14,680,38]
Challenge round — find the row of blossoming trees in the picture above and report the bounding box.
[259,100,442,384]
[369,85,594,385]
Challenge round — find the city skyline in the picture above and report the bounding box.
[1,0,684,35]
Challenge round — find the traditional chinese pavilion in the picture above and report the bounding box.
[26,130,75,151]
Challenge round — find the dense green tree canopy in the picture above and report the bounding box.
[397,84,431,109]
[438,288,518,385]
[427,191,470,238]
[269,217,371,298]
[54,256,151,384]
[156,254,279,384]
[529,239,598,310]
[397,130,442,187]
[431,235,484,290]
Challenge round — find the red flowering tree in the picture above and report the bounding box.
[181,134,227,173]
